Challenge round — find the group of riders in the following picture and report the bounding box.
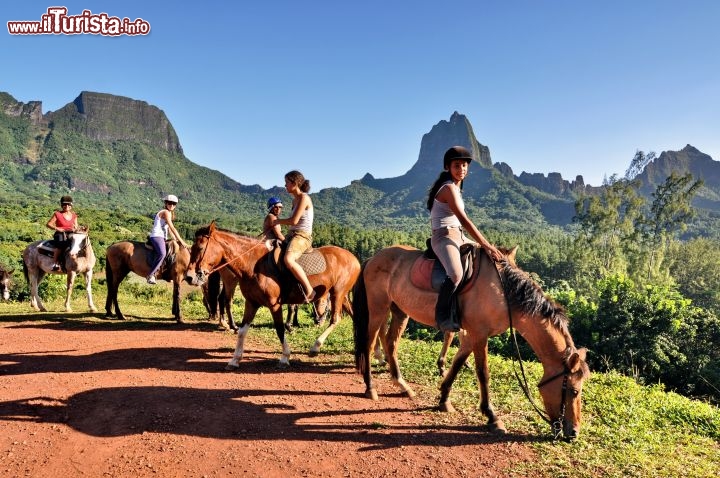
[45,147,500,332]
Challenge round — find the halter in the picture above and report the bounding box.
[494,259,570,441]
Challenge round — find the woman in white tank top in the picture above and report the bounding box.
[428,146,503,331]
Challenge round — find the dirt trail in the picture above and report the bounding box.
[0,319,541,477]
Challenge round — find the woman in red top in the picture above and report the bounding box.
[46,195,79,271]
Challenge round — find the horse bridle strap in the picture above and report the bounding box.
[196,233,267,276]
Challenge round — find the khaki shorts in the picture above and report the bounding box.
[285,231,312,257]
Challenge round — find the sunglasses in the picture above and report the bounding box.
[165,202,177,206]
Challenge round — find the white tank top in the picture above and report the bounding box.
[430,183,462,230]
[149,211,169,239]
[290,193,313,234]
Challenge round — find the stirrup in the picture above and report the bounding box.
[303,289,316,304]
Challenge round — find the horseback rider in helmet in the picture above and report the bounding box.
[263,196,285,242]
[46,195,78,271]
[146,194,190,284]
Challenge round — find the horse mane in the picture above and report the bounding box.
[498,260,571,337]
[194,225,258,240]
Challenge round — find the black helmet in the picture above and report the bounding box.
[60,195,73,205]
[443,146,473,169]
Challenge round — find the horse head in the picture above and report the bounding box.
[0,266,13,301]
[537,345,590,441]
[186,221,221,286]
[67,227,90,259]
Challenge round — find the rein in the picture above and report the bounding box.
[493,259,568,440]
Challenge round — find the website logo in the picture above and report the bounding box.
[7,7,151,36]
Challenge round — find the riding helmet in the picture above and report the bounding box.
[60,195,73,205]
[163,194,179,204]
[443,146,474,169]
[267,196,283,211]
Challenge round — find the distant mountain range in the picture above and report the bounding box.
[2,91,720,235]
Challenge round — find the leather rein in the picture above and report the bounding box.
[193,232,267,279]
[493,259,569,440]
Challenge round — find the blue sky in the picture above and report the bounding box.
[3,1,719,191]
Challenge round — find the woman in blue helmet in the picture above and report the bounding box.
[262,196,285,241]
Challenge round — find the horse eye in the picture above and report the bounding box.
[571,389,579,397]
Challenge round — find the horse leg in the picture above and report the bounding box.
[225,302,259,370]
[64,271,77,312]
[84,269,97,312]
[385,304,415,397]
[172,280,183,323]
[438,332,474,413]
[437,331,455,376]
[284,304,295,333]
[224,282,237,331]
[309,294,341,356]
[472,337,506,433]
[271,306,291,367]
[28,268,46,312]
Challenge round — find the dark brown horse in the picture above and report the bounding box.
[201,268,328,332]
[186,221,361,366]
[0,265,14,301]
[353,244,590,440]
[104,240,190,322]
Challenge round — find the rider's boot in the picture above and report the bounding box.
[435,277,459,332]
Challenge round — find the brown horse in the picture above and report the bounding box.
[22,227,97,312]
[104,240,190,322]
[353,245,590,440]
[186,221,361,366]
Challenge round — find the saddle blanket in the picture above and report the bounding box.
[296,249,327,276]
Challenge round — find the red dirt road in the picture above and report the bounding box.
[0,319,541,477]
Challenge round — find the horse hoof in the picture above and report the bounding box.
[308,349,319,357]
[403,389,417,399]
[225,363,240,372]
[487,421,507,434]
[438,402,456,413]
[365,389,379,401]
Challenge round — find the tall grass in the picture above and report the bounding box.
[1,281,718,477]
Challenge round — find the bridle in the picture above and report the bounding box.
[494,259,571,441]
[192,232,266,282]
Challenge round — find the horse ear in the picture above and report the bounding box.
[209,221,217,233]
[567,347,587,373]
[508,245,518,262]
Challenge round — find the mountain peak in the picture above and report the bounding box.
[47,91,183,154]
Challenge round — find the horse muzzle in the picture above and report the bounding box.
[185,269,207,286]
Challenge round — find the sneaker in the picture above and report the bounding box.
[147,276,157,285]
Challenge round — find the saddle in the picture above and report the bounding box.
[37,240,58,258]
[269,241,327,303]
[410,240,477,292]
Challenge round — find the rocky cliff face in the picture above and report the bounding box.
[636,145,720,191]
[0,93,44,125]
[46,91,182,154]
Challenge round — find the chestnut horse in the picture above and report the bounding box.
[104,240,190,322]
[186,221,361,366]
[22,227,97,312]
[353,245,590,440]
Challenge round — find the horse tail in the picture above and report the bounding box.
[22,260,29,284]
[352,262,370,375]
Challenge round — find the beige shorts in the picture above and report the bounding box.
[285,231,312,257]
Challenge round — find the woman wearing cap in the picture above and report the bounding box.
[46,195,79,271]
[262,196,285,242]
[147,194,189,285]
[428,146,503,332]
[274,170,315,302]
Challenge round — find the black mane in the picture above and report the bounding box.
[499,260,569,332]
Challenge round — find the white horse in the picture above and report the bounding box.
[22,227,97,312]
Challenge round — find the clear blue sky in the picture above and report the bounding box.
[3,1,719,191]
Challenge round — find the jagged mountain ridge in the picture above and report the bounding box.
[1,91,719,232]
